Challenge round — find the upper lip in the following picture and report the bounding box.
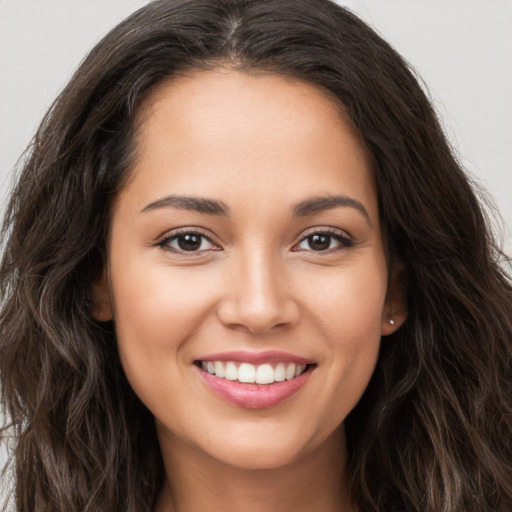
[195,350,314,365]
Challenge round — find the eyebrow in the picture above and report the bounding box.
[141,195,230,215]
[141,193,371,225]
[292,195,371,225]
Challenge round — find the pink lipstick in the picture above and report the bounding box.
[194,351,315,409]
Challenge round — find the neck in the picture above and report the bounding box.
[154,425,354,512]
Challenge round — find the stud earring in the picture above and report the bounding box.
[389,318,395,326]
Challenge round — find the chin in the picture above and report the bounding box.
[208,442,307,471]
[197,421,340,471]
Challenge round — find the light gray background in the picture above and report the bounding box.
[0,0,511,502]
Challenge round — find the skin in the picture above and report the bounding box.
[94,69,407,512]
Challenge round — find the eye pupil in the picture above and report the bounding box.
[178,234,202,251]
[308,234,331,251]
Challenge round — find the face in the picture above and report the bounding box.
[94,69,406,470]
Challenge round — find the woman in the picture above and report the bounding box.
[1,0,511,511]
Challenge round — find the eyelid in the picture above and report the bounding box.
[298,225,353,239]
[291,226,354,252]
[155,227,222,254]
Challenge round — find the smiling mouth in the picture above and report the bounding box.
[194,360,314,385]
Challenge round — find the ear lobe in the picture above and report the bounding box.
[381,263,408,336]
[91,271,113,322]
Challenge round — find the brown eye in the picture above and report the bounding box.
[293,230,353,253]
[158,231,218,253]
[176,233,203,251]
[307,234,332,251]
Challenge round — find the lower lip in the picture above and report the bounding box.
[195,365,314,409]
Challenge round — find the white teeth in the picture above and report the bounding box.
[295,364,306,377]
[274,363,286,382]
[285,363,296,380]
[214,361,225,378]
[255,363,274,384]
[200,360,309,384]
[225,362,238,380]
[238,363,256,383]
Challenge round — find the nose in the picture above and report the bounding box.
[216,250,300,334]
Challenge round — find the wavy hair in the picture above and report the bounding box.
[1,0,511,510]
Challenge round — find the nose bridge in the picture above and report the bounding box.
[218,242,298,333]
[240,245,282,308]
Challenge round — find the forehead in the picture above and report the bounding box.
[119,69,377,221]
[137,68,358,156]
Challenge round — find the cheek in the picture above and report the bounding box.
[109,257,219,399]
[112,256,216,341]
[304,253,387,339]
[301,258,387,417]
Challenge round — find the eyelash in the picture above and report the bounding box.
[156,227,354,255]
[156,228,220,255]
[291,228,354,253]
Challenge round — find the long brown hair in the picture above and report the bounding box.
[1,1,511,510]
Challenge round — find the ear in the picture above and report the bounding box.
[91,270,113,322]
[381,263,408,336]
